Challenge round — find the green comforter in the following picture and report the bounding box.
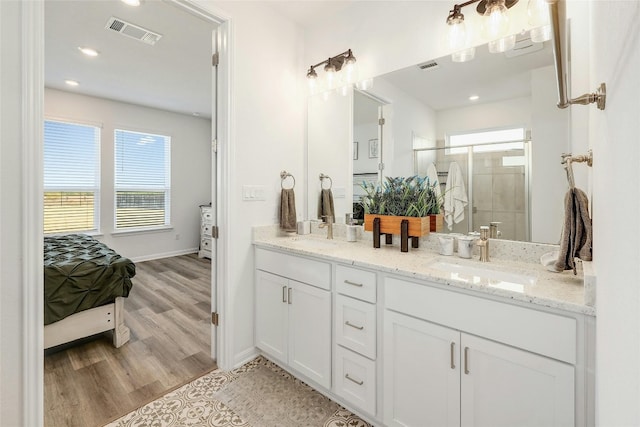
[44,234,135,325]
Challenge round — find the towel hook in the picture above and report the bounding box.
[319,173,333,190]
[280,170,295,190]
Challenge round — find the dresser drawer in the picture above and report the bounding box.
[201,207,213,223]
[200,237,212,252]
[334,345,376,416]
[201,222,213,237]
[336,265,376,303]
[335,294,376,359]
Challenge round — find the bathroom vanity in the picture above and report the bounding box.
[253,229,595,427]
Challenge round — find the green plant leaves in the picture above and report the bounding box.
[359,176,443,217]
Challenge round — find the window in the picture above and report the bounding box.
[447,127,526,155]
[43,120,100,234]
[114,129,171,230]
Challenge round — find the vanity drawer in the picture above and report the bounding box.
[255,248,331,290]
[335,294,376,359]
[334,345,376,416]
[336,265,376,303]
[384,276,577,364]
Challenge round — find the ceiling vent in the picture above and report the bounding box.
[417,60,440,71]
[504,36,543,58]
[105,17,162,46]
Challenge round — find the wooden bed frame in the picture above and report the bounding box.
[44,297,130,349]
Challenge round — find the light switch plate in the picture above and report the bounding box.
[242,185,266,201]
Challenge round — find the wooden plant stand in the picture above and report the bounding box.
[364,214,430,253]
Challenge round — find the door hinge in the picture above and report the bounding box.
[379,118,386,126]
[211,312,219,326]
[211,225,219,239]
[378,162,385,171]
[212,52,219,67]
[212,139,218,153]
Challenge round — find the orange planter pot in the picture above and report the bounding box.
[364,214,430,237]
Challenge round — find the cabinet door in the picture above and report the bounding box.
[288,280,331,389]
[384,310,460,427]
[255,271,288,364]
[460,333,574,427]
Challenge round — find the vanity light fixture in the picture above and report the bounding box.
[306,49,358,94]
[445,0,550,60]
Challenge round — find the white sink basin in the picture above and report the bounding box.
[428,259,537,292]
[289,238,339,249]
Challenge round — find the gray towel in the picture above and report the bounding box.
[279,188,297,232]
[554,187,592,274]
[317,189,335,222]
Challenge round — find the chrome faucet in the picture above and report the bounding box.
[478,225,490,262]
[319,216,334,240]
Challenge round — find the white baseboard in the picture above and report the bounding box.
[234,347,260,368]
[130,247,198,263]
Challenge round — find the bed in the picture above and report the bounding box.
[44,234,136,349]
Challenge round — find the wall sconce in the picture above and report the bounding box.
[445,0,551,62]
[306,49,360,95]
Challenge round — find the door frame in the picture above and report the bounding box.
[21,0,234,424]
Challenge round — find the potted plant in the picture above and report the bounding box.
[360,176,443,239]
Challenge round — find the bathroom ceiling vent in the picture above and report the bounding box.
[105,17,162,46]
[417,60,440,71]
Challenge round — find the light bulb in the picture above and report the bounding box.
[527,0,551,42]
[488,34,516,53]
[446,9,468,52]
[343,61,357,85]
[482,0,511,40]
[324,61,336,90]
[452,47,476,62]
[306,67,318,94]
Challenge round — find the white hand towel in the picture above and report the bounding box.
[444,161,468,231]
[425,163,442,203]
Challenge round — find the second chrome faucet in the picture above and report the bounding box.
[477,225,490,262]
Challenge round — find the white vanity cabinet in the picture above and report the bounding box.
[254,248,332,389]
[383,276,577,427]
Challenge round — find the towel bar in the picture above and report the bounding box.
[280,171,295,189]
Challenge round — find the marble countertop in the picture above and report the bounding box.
[253,228,596,317]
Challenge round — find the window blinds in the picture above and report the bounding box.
[43,120,100,234]
[114,129,171,229]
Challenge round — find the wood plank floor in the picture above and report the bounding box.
[44,253,216,427]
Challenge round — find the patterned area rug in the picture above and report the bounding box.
[105,356,372,427]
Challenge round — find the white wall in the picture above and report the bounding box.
[590,1,640,425]
[354,122,378,174]
[44,88,212,260]
[198,1,305,366]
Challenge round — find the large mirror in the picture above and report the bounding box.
[307,34,574,245]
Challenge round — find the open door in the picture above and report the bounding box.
[210,28,218,361]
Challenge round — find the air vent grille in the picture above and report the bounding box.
[417,60,439,71]
[105,17,162,46]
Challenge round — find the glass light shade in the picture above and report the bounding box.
[452,47,476,62]
[482,0,510,40]
[447,16,468,52]
[527,0,551,42]
[488,34,516,53]
[324,67,336,90]
[307,75,318,94]
[343,61,357,85]
[530,24,551,42]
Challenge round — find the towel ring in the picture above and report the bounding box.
[319,173,332,190]
[280,171,295,190]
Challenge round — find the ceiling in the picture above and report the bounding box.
[45,0,216,119]
[45,1,553,120]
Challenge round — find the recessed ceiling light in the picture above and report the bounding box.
[121,0,141,6]
[78,47,99,57]
[65,80,79,87]
[469,95,479,101]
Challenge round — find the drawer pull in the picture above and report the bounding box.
[345,373,364,386]
[344,280,364,287]
[450,342,455,369]
[464,346,470,375]
[288,287,292,305]
[282,286,287,303]
[345,321,364,330]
